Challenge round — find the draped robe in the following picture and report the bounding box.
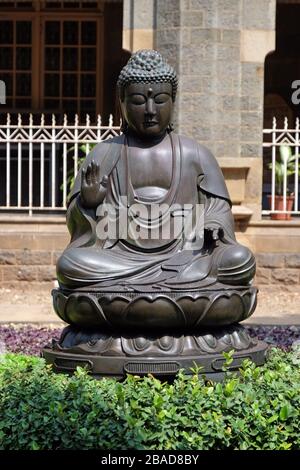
[57,132,255,291]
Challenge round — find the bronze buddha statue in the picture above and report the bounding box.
[44,50,266,378]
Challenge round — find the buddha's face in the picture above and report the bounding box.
[120,82,173,138]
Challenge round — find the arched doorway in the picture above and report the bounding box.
[263,0,300,213]
[264,0,300,127]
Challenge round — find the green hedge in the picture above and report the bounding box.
[0,349,300,450]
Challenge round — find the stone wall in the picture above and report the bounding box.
[154,0,276,159]
[0,220,67,290]
[123,0,155,51]
[154,0,276,221]
[255,253,300,288]
[121,1,277,221]
[1,246,299,290]
[2,215,300,291]
[0,249,57,288]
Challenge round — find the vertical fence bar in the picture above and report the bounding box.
[51,114,56,208]
[17,114,22,208]
[40,114,45,208]
[63,142,67,208]
[6,114,10,207]
[40,142,45,208]
[97,114,101,141]
[29,114,33,216]
[283,117,288,212]
[17,142,22,207]
[86,114,90,155]
[295,118,299,212]
[271,117,276,212]
[109,114,113,128]
[74,114,79,178]
[62,114,68,208]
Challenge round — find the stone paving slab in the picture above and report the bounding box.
[0,302,64,325]
[243,313,300,325]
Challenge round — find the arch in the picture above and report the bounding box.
[264,1,300,128]
[263,1,300,211]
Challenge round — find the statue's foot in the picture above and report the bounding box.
[43,323,267,381]
[52,285,257,330]
[217,245,256,285]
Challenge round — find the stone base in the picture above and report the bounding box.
[43,323,268,380]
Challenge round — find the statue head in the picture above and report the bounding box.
[117,49,178,138]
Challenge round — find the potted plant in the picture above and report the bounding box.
[267,145,297,220]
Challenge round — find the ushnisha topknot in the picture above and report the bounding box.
[117,49,178,101]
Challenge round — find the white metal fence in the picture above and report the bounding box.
[263,117,300,216]
[0,113,121,215]
[1,113,300,217]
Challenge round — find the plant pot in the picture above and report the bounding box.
[267,195,294,220]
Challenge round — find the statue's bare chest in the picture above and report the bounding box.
[127,140,173,192]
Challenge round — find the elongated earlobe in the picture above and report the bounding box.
[118,95,128,133]
[120,120,129,133]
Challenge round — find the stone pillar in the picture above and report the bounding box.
[154,0,181,129]
[123,0,156,52]
[154,0,276,220]
[240,1,275,160]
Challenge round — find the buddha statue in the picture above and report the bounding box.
[44,50,267,378]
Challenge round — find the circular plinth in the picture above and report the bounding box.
[52,286,257,330]
[43,323,268,380]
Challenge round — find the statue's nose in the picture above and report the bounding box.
[145,98,156,116]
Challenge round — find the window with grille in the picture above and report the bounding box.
[0,1,100,9]
[44,1,99,9]
[0,1,103,121]
[0,20,32,109]
[43,18,100,120]
[0,2,33,8]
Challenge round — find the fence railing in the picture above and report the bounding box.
[0,113,121,215]
[263,117,300,216]
[1,113,300,218]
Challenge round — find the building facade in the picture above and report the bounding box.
[0,0,300,292]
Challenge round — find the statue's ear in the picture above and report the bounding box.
[117,94,128,133]
[120,119,128,133]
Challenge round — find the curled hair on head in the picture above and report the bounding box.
[117,49,178,102]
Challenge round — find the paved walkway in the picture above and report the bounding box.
[0,287,300,326]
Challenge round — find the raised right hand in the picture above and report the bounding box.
[80,160,108,208]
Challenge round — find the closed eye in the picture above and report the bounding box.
[154,93,171,104]
[129,94,146,105]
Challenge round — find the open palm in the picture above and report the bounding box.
[81,160,107,208]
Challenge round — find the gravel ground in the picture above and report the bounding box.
[0,288,50,305]
[0,326,61,356]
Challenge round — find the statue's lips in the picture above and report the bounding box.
[143,121,158,127]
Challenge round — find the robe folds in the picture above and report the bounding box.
[57,132,255,291]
